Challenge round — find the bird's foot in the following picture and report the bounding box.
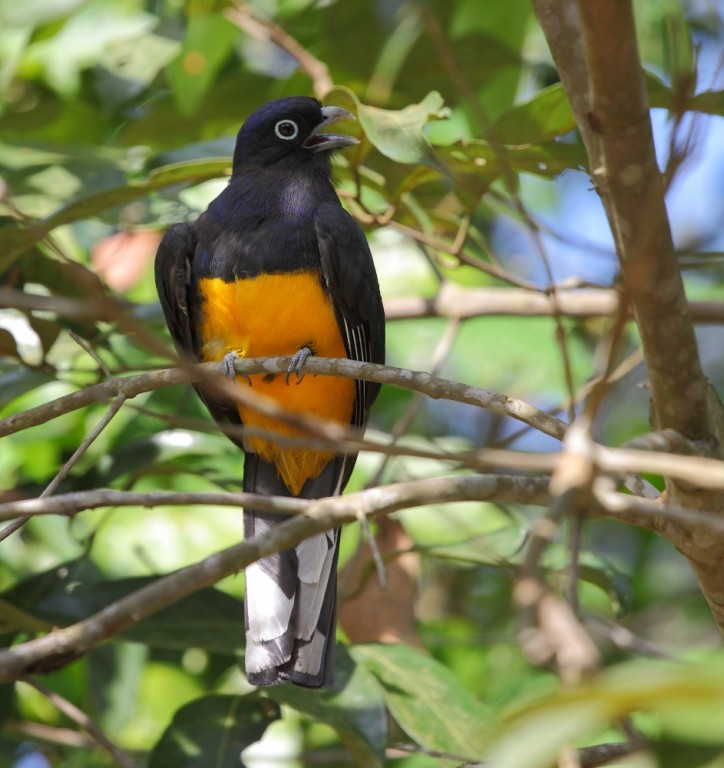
[222,351,251,386]
[286,346,313,385]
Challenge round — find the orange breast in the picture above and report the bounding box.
[197,270,354,495]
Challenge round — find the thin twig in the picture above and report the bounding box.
[0,393,127,542]
[515,419,600,683]
[369,316,460,486]
[225,2,333,98]
[19,677,138,768]
[69,330,112,378]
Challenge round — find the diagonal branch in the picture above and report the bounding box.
[19,677,138,768]
[224,2,333,98]
[0,474,549,681]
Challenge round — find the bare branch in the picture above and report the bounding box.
[384,285,724,323]
[515,419,600,683]
[0,489,307,520]
[0,357,568,442]
[225,2,333,98]
[573,1,719,447]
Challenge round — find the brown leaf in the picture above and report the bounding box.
[91,230,161,292]
[0,328,22,360]
[339,517,421,646]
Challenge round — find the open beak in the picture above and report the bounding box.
[304,106,359,153]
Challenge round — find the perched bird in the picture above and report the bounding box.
[155,97,385,687]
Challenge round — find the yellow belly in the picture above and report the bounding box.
[197,270,354,495]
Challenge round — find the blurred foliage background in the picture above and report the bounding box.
[1,0,724,766]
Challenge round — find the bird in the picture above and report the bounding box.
[154,97,385,687]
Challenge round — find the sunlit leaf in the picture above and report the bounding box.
[489,659,724,768]
[267,646,387,764]
[0,0,85,28]
[352,643,489,760]
[166,13,238,115]
[22,0,158,95]
[149,694,279,768]
[494,84,577,143]
[2,564,245,654]
[0,159,230,270]
[331,87,451,173]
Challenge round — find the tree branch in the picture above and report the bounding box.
[533,0,724,637]
[224,2,333,98]
[573,0,719,447]
[384,286,724,323]
[0,357,568,441]
[0,490,307,520]
[0,474,549,680]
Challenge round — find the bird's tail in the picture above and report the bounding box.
[242,453,342,687]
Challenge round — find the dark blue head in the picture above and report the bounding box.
[232,97,358,172]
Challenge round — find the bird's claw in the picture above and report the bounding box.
[286,346,312,385]
[222,351,252,386]
[222,351,239,380]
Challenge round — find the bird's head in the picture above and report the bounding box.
[232,97,358,172]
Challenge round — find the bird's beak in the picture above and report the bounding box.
[304,106,359,153]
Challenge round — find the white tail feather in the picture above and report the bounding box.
[245,561,294,641]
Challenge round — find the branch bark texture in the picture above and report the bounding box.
[532,0,724,630]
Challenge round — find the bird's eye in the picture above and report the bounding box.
[274,119,299,141]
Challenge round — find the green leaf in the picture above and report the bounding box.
[0,158,230,270]
[686,89,724,117]
[149,694,279,768]
[438,138,587,180]
[23,0,158,95]
[0,364,53,410]
[493,84,577,143]
[422,526,527,567]
[332,87,451,173]
[352,643,489,760]
[650,739,724,768]
[2,563,245,654]
[166,13,238,115]
[488,658,724,768]
[643,69,724,118]
[267,645,387,765]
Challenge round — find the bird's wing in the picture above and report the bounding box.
[316,202,386,428]
[154,223,197,358]
[154,222,244,440]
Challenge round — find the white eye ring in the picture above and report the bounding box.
[274,119,299,141]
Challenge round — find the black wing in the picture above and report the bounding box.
[154,223,197,359]
[154,222,244,440]
[315,203,385,483]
